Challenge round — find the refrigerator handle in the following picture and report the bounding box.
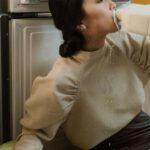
[0,14,11,19]
[20,0,47,4]
[37,13,51,17]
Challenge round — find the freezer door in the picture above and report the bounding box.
[10,18,63,138]
[8,0,49,13]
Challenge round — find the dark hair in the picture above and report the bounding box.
[48,0,85,57]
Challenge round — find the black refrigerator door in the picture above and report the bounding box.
[0,15,11,143]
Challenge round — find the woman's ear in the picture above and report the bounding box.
[76,24,87,32]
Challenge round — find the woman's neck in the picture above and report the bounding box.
[83,36,106,52]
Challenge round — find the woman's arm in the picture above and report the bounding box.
[116,4,150,36]
[14,60,78,150]
[124,31,150,75]
[107,29,150,76]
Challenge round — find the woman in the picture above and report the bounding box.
[15,0,150,149]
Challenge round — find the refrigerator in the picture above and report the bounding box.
[0,0,64,143]
[0,0,80,149]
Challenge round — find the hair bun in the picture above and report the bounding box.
[59,32,84,57]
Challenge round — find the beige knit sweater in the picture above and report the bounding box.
[15,28,150,150]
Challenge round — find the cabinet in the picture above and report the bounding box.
[132,0,150,4]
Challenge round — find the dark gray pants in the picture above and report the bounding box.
[91,111,150,150]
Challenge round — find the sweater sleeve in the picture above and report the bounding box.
[116,4,150,36]
[14,59,78,150]
[107,30,150,77]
